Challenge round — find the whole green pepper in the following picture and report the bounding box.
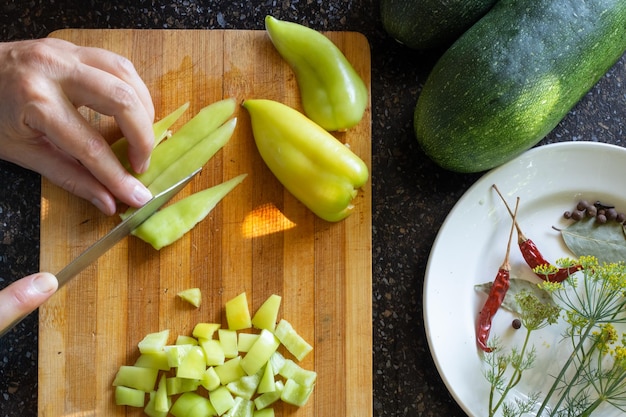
[243,99,369,222]
[265,15,368,132]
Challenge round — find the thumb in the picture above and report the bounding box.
[0,272,58,333]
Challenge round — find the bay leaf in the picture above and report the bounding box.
[475,278,556,315]
[560,217,626,264]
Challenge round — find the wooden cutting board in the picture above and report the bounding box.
[39,29,371,417]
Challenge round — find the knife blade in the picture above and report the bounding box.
[55,167,202,288]
[0,168,201,338]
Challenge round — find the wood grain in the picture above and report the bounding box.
[39,29,372,416]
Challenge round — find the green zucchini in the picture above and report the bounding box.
[414,0,626,173]
[380,0,497,50]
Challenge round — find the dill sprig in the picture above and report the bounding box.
[483,257,626,416]
[485,291,560,417]
[536,256,626,416]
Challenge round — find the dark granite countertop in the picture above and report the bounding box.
[0,1,624,416]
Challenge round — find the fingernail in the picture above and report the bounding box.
[91,197,113,215]
[139,157,151,174]
[32,274,58,294]
[133,182,153,205]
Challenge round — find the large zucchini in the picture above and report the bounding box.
[380,0,497,49]
[414,0,626,173]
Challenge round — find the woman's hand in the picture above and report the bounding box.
[0,273,58,333]
[0,38,155,215]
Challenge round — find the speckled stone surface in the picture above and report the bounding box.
[0,1,624,416]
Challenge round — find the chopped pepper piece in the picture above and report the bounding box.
[243,99,368,222]
[265,15,368,132]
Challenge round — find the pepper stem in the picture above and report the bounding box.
[493,184,527,242]
[501,197,519,271]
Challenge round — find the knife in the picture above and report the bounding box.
[0,167,201,337]
[55,167,201,287]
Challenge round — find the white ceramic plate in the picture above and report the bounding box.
[424,142,626,417]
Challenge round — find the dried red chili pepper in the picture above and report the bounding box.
[492,185,582,283]
[477,197,518,352]
[477,268,511,352]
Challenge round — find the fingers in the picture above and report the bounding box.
[10,39,155,212]
[65,46,156,174]
[0,39,156,214]
[11,136,121,215]
[0,273,58,333]
[76,46,154,121]
[23,96,153,213]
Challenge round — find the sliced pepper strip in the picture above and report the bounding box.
[121,117,237,219]
[132,174,247,250]
[243,98,368,222]
[111,102,190,171]
[265,15,368,132]
[136,98,236,187]
[147,117,237,195]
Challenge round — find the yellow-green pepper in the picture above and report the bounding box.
[265,15,368,132]
[243,99,368,222]
[132,174,247,250]
[111,102,189,172]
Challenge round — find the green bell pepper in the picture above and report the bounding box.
[265,15,368,132]
[243,99,368,222]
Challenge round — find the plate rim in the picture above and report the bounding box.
[423,141,626,416]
